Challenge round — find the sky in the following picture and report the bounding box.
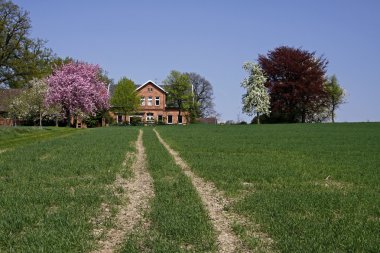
[13,0,380,122]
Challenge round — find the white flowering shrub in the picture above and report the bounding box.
[241,62,270,122]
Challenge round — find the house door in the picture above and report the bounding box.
[178,115,182,124]
[167,115,173,124]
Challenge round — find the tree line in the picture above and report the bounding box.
[242,46,346,123]
[2,0,346,126]
[1,0,53,88]
[7,62,217,127]
[1,0,216,126]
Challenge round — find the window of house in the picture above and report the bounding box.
[148,96,152,106]
[155,96,160,106]
[146,113,154,121]
[178,115,183,124]
[117,115,123,123]
[140,96,145,106]
[147,87,153,92]
[158,115,163,123]
[167,115,173,124]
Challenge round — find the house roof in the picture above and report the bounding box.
[136,80,167,94]
[0,89,22,112]
[108,80,168,98]
[197,117,218,124]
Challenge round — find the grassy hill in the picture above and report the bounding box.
[1,123,379,252]
[0,127,139,252]
[157,123,380,252]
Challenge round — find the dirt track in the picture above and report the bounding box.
[154,128,245,253]
[92,129,154,253]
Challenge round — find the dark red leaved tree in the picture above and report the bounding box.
[258,46,328,123]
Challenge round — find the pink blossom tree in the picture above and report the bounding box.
[45,62,109,127]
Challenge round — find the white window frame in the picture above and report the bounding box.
[155,96,160,106]
[178,115,183,124]
[167,114,173,124]
[140,96,145,106]
[148,96,152,106]
[146,112,154,122]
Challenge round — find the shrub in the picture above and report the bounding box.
[130,116,142,126]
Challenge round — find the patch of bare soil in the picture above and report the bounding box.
[39,153,51,160]
[153,129,274,253]
[314,175,353,192]
[0,148,12,154]
[92,129,154,253]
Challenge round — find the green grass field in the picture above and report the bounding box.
[0,127,138,252]
[157,123,380,252]
[1,123,379,252]
[0,126,76,150]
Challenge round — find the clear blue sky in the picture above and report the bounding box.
[13,0,380,122]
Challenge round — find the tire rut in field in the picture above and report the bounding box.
[153,128,242,252]
[92,129,154,253]
[153,128,275,253]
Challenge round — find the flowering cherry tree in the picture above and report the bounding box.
[241,62,270,124]
[46,62,109,126]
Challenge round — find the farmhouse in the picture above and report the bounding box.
[110,80,188,125]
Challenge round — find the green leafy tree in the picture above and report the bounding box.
[47,56,73,73]
[0,0,53,88]
[184,72,216,118]
[241,62,270,124]
[164,70,193,120]
[98,68,113,88]
[111,77,140,122]
[324,75,345,123]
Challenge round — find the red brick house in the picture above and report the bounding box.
[110,80,188,125]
